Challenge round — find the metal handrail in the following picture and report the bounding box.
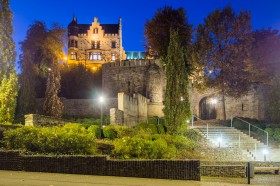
[231,116,268,146]
[192,115,209,139]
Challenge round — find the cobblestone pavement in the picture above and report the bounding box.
[0,170,279,186]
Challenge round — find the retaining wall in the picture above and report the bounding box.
[0,151,200,181]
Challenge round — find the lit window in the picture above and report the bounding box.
[111,41,116,48]
[91,41,100,49]
[93,28,98,34]
[111,53,116,61]
[89,52,102,60]
[70,52,77,60]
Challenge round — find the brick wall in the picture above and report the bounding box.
[0,151,200,181]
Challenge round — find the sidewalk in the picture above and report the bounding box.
[0,170,279,186]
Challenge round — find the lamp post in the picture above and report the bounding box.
[99,96,104,138]
[217,136,222,148]
[263,149,268,162]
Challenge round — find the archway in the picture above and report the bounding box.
[199,97,217,120]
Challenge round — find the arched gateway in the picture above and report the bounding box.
[199,97,217,120]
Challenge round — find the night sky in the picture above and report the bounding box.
[10,0,280,58]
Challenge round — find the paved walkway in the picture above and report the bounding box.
[0,170,279,186]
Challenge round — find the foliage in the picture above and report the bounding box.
[196,5,253,120]
[137,122,165,134]
[60,64,102,99]
[113,136,176,159]
[267,77,280,122]
[0,0,18,124]
[103,125,136,140]
[17,21,66,118]
[0,0,16,77]
[87,125,100,138]
[250,28,280,81]
[265,127,280,143]
[144,6,192,61]
[0,72,18,124]
[43,61,63,117]
[3,124,96,154]
[164,30,191,134]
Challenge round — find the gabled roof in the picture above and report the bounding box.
[100,24,119,34]
[74,24,119,35]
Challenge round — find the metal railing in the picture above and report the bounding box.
[191,115,209,139]
[231,116,269,146]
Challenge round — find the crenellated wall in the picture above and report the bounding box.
[102,59,164,104]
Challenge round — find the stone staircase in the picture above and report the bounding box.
[192,120,268,161]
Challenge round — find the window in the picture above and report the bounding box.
[91,41,100,49]
[69,40,77,48]
[70,52,77,60]
[93,28,98,34]
[111,53,116,61]
[91,41,95,49]
[111,41,116,48]
[88,52,102,60]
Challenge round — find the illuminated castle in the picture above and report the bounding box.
[67,17,126,71]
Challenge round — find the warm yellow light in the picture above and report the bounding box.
[64,57,67,61]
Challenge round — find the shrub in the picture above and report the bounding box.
[273,128,280,143]
[3,124,96,154]
[103,125,136,140]
[137,122,166,134]
[87,125,100,138]
[113,136,176,159]
[103,126,117,140]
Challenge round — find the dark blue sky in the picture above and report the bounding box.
[11,0,280,55]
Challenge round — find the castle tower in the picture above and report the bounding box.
[67,17,126,71]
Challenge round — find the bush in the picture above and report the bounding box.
[113,136,176,159]
[87,125,100,138]
[137,122,166,134]
[3,124,96,154]
[103,125,136,140]
[273,128,280,143]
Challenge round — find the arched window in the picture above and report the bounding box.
[93,28,98,34]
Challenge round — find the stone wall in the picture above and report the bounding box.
[201,165,246,177]
[36,98,118,117]
[25,114,73,127]
[196,148,243,161]
[102,60,164,103]
[189,85,268,120]
[0,151,200,181]
[110,92,148,126]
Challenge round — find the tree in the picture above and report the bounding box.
[196,5,253,120]
[0,0,18,124]
[144,6,192,62]
[0,0,16,77]
[250,28,280,82]
[163,30,191,134]
[18,21,66,118]
[0,73,18,123]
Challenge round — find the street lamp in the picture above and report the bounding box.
[99,96,104,138]
[217,137,222,148]
[210,98,218,105]
[263,149,268,162]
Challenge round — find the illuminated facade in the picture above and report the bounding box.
[67,17,126,71]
